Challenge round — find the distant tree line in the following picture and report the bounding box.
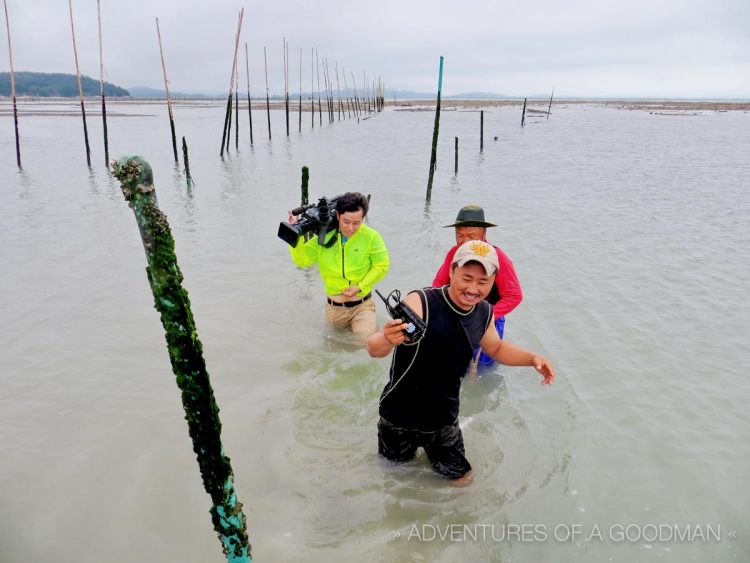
[0,71,130,97]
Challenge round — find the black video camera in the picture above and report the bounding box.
[278,195,342,248]
[375,289,427,343]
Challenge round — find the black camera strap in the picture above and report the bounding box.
[318,228,339,248]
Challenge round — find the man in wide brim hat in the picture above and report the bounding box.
[433,205,523,368]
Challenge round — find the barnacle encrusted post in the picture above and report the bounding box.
[112,156,251,562]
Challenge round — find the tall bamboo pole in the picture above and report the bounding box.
[96,0,109,167]
[547,86,554,120]
[454,136,458,175]
[315,49,322,126]
[425,56,444,201]
[244,42,254,145]
[480,110,483,152]
[155,18,178,164]
[298,48,302,132]
[323,58,332,123]
[335,61,342,121]
[283,38,289,137]
[112,156,251,563]
[220,9,243,155]
[234,64,239,150]
[342,69,352,118]
[263,46,271,140]
[225,80,233,151]
[310,47,314,128]
[68,0,91,167]
[2,0,20,168]
[182,136,193,185]
[366,72,371,113]
[353,71,360,116]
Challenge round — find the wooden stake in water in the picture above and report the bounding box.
[521,98,527,127]
[220,9,244,155]
[335,61,342,121]
[455,136,458,175]
[112,156,251,563]
[547,86,554,120]
[342,69,352,118]
[315,49,322,126]
[182,136,193,186]
[425,56,444,201]
[300,165,309,206]
[234,65,239,150]
[480,110,484,152]
[244,42,254,145]
[155,18,179,164]
[351,71,361,117]
[96,0,109,167]
[283,38,289,137]
[68,0,91,167]
[310,47,314,129]
[264,46,271,140]
[298,48,302,132]
[3,0,21,168]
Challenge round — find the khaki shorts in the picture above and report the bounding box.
[325,297,376,339]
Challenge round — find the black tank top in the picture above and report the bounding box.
[378,287,492,430]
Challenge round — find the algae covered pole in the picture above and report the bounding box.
[112,155,251,563]
[68,0,91,167]
[155,18,179,164]
[521,97,527,127]
[96,0,109,167]
[2,0,21,168]
[425,55,444,201]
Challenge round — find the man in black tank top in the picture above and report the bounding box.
[368,241,555,484]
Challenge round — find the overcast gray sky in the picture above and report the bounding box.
[3,0,749,98]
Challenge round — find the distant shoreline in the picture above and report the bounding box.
[0,97,748,114]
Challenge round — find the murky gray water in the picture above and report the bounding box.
[1,100,748,562]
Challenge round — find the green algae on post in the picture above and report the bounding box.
[112,156,251,562]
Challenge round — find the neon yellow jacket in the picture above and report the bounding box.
[289,223,389,297]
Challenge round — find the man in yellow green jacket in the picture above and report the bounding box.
[288,192,390,341]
